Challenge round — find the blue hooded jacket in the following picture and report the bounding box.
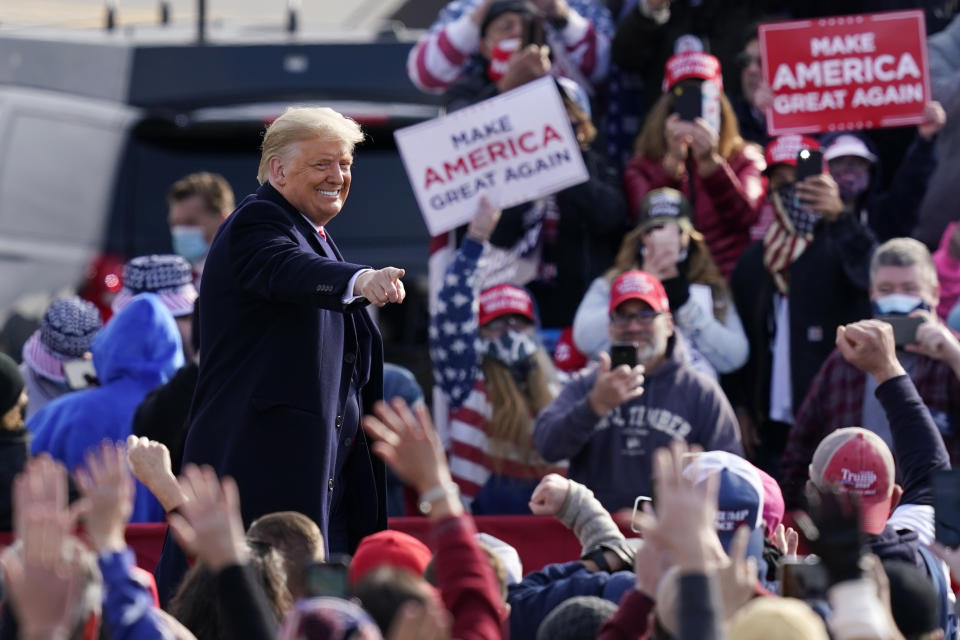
[29,294,184,522]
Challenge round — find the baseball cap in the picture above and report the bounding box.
[756,467,785,539]
[478,284,536,327]
[112,254,198,318]
[662,51,723,92]
[609,270,669,314]
[823,134,877,163]
[348,530,433,586]
[764,135,820,170]
[810,427,895,535]
[683,451,765,559]
[637,188,692,231]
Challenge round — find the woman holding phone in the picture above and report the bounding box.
[572,188,748,380]
[624,51,764,279]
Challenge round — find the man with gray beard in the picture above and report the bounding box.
[533,270,743,511]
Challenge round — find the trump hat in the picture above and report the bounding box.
[810,427,895,535]
[663,51,723,92]
[609,270,669,314]
[478,284,536,327]
[764,135,821,170]
[683,451,766,559]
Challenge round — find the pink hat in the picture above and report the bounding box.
[755,467,785,539]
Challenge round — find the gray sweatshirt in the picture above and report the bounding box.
[533,339,743,511]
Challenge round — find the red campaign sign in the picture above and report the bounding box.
[759,11,930,136]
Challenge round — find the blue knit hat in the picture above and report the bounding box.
[112,254,198,318]
[22,297,103,383]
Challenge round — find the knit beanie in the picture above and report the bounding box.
[727,596,829,640]
[536,596,618,640]
[0,353,24,415]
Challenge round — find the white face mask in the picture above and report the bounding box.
[873,293,928,316]
[171,225,209,263]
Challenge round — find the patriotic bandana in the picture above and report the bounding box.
[762,185,819,295]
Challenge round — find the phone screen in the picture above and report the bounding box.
[673,83,701,122]
[795,149,824,182]
[63,359,97,390]
[934,469,960,548]
[780,557,828,599]
[610,343,638,369]
[524,16,544,47]
[303,557,350,598]
[876,315,925,348]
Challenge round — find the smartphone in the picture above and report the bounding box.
[303,555,351,598]
[610,343,639,369]
[780,557,828,600]
[876,314,925,347]
[524,15,544,47]
[795,149,824,182]
[629,495,653,534]
[672,83,702,122]
[63,359,97,390]
[933,469,960,548]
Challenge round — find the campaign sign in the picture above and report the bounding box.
[394,76,589,236]
[759,11,929,135]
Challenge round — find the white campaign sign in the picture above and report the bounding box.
[394,76,590,236]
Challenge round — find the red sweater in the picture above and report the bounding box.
[623,146,765,279]
[431,515,506,640]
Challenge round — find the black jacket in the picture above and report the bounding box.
[0,428,28,532]
[132,362,198,474]
[730,213,876,425]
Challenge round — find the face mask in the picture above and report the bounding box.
[171,225,209,263]
[481,330,539,382]
[487,38,521,82]
[832,166,870,203]
[775,183,820,236]
[873,293,929,316]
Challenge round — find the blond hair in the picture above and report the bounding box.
[482,349,557,473]
[634,84,744,161]
[605,220,731,323]
[257,106,364,185]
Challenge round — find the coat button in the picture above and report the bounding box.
[335,415,343,428]
[328,478,334,491]
[344,352,356,364]
[343,437,352,447]
[315,284,323,292]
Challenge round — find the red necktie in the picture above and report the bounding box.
[318,227,327,241]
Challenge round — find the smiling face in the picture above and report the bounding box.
[271,136,353,227]
[609,299,673,368]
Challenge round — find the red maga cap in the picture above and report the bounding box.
[663,51,723,92]
[764,135,820,169]
[478,284,535,327]
[810,427,895,535]
[609,270,669,313]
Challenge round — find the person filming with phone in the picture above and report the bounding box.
[624,50,765,279]
[781,238,960,513]
[534,269,742,512]
[572,187,748,381]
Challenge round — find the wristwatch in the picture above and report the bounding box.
[418,481,459,515]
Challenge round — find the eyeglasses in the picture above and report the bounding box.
[610,309,662,327]
[737,52,762,68]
